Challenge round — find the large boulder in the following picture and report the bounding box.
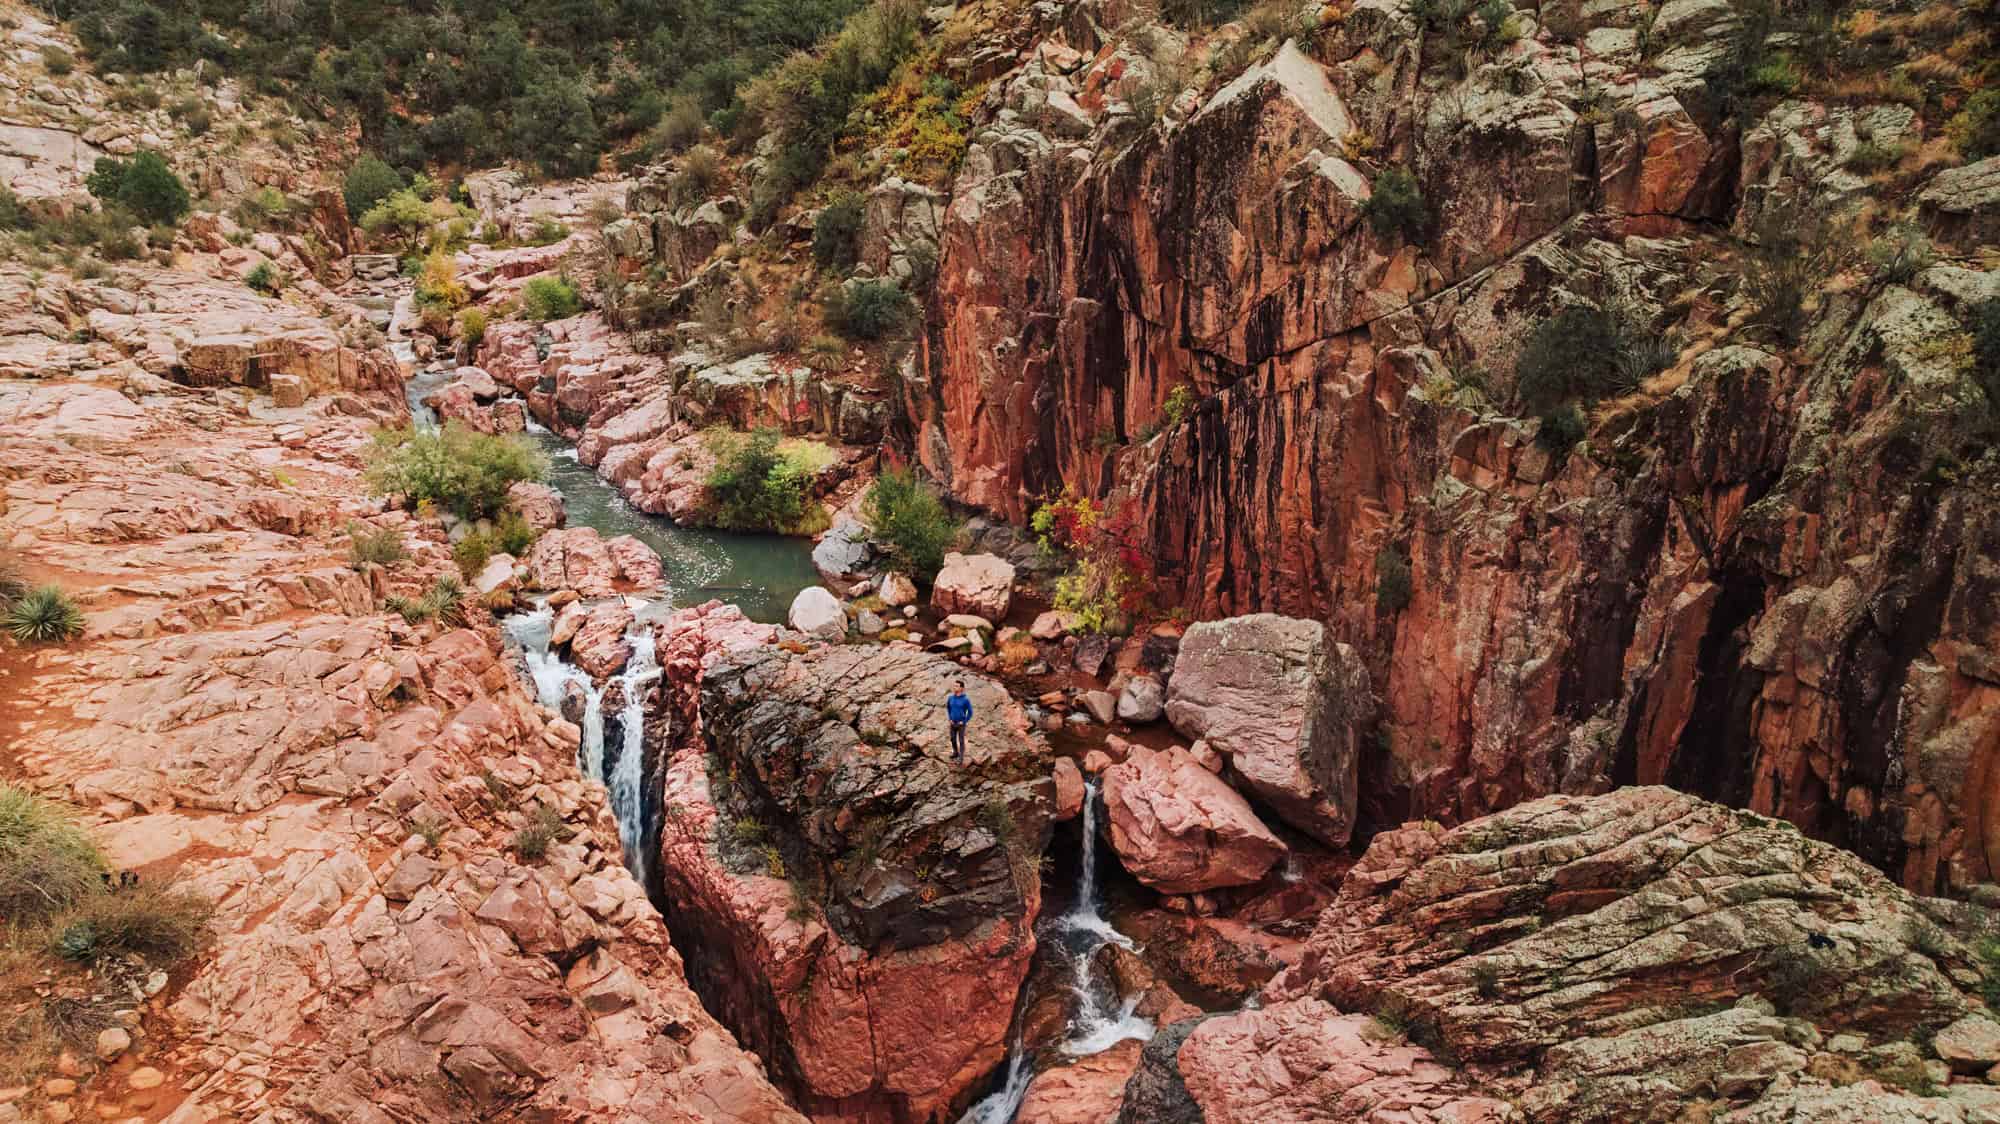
[812,515,874,583]
[1014,1038,1143,1124]
[526,527,619,597]
[787,585,847,642]
[603,534,663,589]
[651,606,1056,1120]
[1164,614,1373,846]
[569,601,634,680]
[931,551,1015,620]
[506,481,566,531]
[1102,746,1286,892]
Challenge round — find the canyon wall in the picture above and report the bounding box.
[908,1,2000,892]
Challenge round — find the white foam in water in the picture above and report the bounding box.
[958,781,1152,1124]
[504,603,661,881]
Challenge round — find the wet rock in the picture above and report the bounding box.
[570,601,634,679]
[788,586,847,642]
[1103,745,1286,893]
[1166,614,1373,846]
[1114,1017,1217,1124]
[1015,1038,1144,1123]
[527,527,620,597]
[931,551,1015,620]
[1052,756,1086,822]
[506,481,566,532]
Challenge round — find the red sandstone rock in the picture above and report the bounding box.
[527,527,620,597]
[507,481,566,532]
[1015,1038,1144,1124]
[570,600,635,679]
[1103,745,1286,893]
[1052,756,1086,821]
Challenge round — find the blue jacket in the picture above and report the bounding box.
[947,693,972,724]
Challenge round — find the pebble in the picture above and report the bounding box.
[95,1028,131,1061]
[128,1068,165,1091]
[42,1080,75,1097]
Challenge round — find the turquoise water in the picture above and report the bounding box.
[529,426,819,624]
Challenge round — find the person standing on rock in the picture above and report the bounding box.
[947,682,972,763]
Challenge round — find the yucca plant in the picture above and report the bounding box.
[6,585,84,643]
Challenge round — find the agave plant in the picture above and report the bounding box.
[5,585,84,643]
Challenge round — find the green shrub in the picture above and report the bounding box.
[521,275,583,322]
[84,152,189,225]
[454,532,496,580]
[1536,404,1588,453]
[360,189,433,255]
[0,786,106,927]
[706,428,819,532]
[812,191,865,273]
[1866,223,1934,286]
[1375,547,1413,614]
[1515,305,1643,411]
[829,280,913,340]
[41,46,75,75]
[456,307,489,348]
[1360,167,1428,243]
[384,576,469,627]
[343,155,405,222]
[51,879,212,966]
[244,261,281,295]
[803,333,849,371]
[1161,384,1197,429]
[862,467,960,580]
[5,585,84,644]
[654,95,707,153]
[364,423,549,520]
[346,521,408,569]
[511,74,604,178]
[495,510,539,555]
[1948,89,2000,161]
[1973,299,2000,410]
[526,218,571,246]
[1742,204,1851,345]
[0,186,28,232]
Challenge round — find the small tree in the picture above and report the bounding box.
[521,275,583,322]
[85,152,189,224]
[1360,167,1428,243]
[360,189,433,255]
[862,467,959,580]
[342,154,404,222]
[812,191,865,273]
[1515,305,1627,411]
[829,280,913,340]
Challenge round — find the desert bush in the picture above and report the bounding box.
[525,218,571,246]
[1161,384,1197,429]
[813,190,865,272]
[1375,546,1413,613]
[862,467,959,580]
[40,45,74,74]
[453,532,495,580]
[346,521,408,569]
[1742,205,1852,345]
[1536,404,1588,453]
[521,275,583,322]
[496,510,539,555]
[654,94,707,153]
[0,786,105,926]
[233,185,291,229]
[1514,304,1664,410]
[672,144,724,206]
[243,261,281,295]
[359,189,434,256]
[1973,299,2000,410]
[513,804,570,860]
[384,575,469,627]
[1360,167,1428,243]
[828,279,913,340]
[803,333,848,371]
[1866,222,1935,285]
[51,879,212,966]
[1949,89,2000,161]
[364,424,548,520]
[5,585,84,643]
[456,307,488,348]
[84,151,189,225]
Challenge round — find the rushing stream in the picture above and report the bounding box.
[960,782,1153,1123]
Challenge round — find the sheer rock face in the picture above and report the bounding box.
[0,340,798,1121]
[651,604,1056,1121]
[1252,787,1994,1122]
[910,1,2000,894]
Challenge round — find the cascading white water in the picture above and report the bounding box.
[504,601,661,882]
[957,780,1153,1123]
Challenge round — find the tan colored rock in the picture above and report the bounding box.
[506,481,566,531]
[94,1028,130,1061]
[932,552,1015,620]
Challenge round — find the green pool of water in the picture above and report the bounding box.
[531,427,818,624]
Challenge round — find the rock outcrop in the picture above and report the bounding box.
[1253,787,1998,1120]
[899,0,2000,899]
[0,311,798,1120]
[651,606,1056,1121]
[1166,614,1374,846]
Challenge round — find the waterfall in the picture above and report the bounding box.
[504,601,661,882]
[957,780,1152,1123]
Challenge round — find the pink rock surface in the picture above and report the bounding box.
[527,527,619,597]
[1015,1038,1143,1123]
[931,551,1016,620]
[1103,745,1286,892]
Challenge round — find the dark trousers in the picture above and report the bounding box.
[950,721,967,761]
